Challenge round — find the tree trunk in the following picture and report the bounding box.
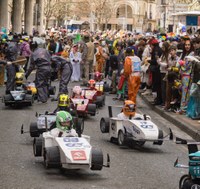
[46,18,49,29]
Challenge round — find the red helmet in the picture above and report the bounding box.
[88,79,96,87]
[94,71,102,81]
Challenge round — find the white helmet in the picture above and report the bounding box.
[72,86,82,95]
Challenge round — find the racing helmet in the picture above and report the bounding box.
[94,71,102,81]
[56,111,73,131]
[123,100,136,117]
[58,94,70,107]
[88,79,96,88]
[72,86,82,96]
[15,72,24,85]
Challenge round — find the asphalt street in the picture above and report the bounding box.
[0,79,194,189]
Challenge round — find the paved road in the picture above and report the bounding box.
[0,80,193,189]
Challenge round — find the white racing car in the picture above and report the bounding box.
[21,111,84,138]
[100,106,173,147]
[33,133,110,171]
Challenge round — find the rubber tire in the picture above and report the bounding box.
[30,122,40,137]
[44,146,61,169]
[4,94,12,106]
[87,104,96,116]
[91,149,103,171]
[25,94,34,106]
[179,175,191,189]
[118,130,125,146]
[100,117,110,133]
[33,137,42,157]
[96,96,104,107]
[157,130,164,145]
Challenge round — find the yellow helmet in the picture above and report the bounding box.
[15,72,24,85]
[58,94,70,107]
[122,100,136,117]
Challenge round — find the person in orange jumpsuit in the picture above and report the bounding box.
[124,47,141,104]
[94,41,105,73]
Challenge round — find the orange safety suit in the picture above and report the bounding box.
[124,56,141,104]
[95,46,105,73]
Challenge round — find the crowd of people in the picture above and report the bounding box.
[0,28,200,121]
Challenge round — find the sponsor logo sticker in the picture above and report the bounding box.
[71,150,86,160]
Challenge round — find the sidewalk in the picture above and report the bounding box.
[138,90,200,141]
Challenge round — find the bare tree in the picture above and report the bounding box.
[52,0,71,27]
[44,0,55,29]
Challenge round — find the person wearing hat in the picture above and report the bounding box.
[69,43,82,82]
[124,47,141,104]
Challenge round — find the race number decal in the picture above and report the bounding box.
[65,143,83,147]
[140,122,153,129]
[71,150,86,160]
[63,137,79,142]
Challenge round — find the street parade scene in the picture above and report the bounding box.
[0,0,200,189]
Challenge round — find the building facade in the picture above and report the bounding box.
[0,0,44,35]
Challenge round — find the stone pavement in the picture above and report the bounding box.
[138,90,200,141]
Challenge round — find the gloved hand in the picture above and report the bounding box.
[7,61,12,65]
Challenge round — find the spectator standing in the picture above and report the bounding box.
[175,38,194,113]
[20,37,31,72]
[124,48,141,104]
[70,44,82,82]
[157,41,170,106]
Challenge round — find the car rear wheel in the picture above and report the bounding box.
[4,94,12,106]
[33,137,42,157]
[30,122,40,137]
[157,130,164,145]
[179,175,191,189]
[100,118,110,133]
[91,149,103,171]
[25,94,34,106]
[96,96,104,107]
[44,146,61,169]
[87,104,96,116]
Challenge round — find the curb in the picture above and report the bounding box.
[139,92,200,141]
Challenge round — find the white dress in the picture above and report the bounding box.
[70,51,82,82]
